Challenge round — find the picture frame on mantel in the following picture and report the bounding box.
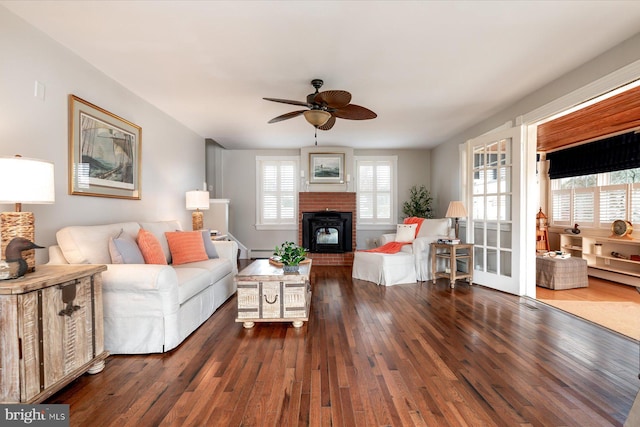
[68,95,142,199]
[309,152,345,184]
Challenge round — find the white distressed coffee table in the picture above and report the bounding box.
[235,259,312,328]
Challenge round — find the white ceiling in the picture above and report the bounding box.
[3,1,640,150]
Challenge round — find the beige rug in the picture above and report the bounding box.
[540,299,640,341]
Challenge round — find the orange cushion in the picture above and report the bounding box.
[137,229,168,265]
[165,231,208,265]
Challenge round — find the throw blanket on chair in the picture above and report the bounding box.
[362,217,425,254]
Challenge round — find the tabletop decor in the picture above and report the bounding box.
[273,241,307,273]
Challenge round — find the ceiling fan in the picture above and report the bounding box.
[263,79,377,131]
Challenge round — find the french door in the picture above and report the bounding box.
[466,126,523,294]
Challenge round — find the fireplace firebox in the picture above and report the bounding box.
[302,211,353,253]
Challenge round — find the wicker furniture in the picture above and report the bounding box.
[235,259,311,328]
[0,264,107,403]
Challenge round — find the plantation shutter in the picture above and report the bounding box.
[552,190,570,226]
[257,157,298,228]
[573,189,595,227]
[356,156,396,226]
[599,185,626,227]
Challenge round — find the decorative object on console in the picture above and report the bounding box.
[0,155,55,273]
[68,95,141,199]
[536,208,550,252]
[563,223,581,235]
[611,219,632,239]
[402,185,433,219]
[186,190,210,230]
[273,241,307,273]
[0,237,44,279]
[445,201,468,239]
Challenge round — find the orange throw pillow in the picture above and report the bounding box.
[137,229,167,265]
[165,231,208,265]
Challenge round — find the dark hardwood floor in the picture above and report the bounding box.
[47,266,639,426]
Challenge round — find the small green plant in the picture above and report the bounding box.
[273,241,307,266]
[402,185,433,219]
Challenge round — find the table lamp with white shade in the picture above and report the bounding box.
[186,190,209,231]
[445,201,467,239]
[0,155,55,272]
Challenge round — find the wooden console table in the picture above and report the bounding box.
[431,243,474,288]
[0,264,108,403]
[235,259,312,329]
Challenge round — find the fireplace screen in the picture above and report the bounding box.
[302,211,353,253]
[316,227,338,245]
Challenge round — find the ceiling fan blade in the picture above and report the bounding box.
[314,90,351,108]
[267,110,306,123]
[333,104,377,120]
[318,115,336,131]
[263,97,309,107]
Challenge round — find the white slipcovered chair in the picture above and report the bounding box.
[352,218,453,285]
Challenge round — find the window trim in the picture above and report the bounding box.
[255,156,299,231]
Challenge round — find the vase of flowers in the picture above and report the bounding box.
[273,241,307,273]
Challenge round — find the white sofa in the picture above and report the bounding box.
[48,220,238,354]
[352,218,453,285]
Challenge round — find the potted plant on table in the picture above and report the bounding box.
[273,241,307,273]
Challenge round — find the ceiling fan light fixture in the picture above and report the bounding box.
[303,110,331,127]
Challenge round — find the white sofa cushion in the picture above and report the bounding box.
[173,267,213,305]
[174,258,233,284]
[57,222,141,264]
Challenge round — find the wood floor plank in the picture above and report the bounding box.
[45,266,639,426]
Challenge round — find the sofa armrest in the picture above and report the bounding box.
[412,236,440,255]
[211,240,239,273]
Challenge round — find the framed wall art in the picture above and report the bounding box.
[68,95,141,199]
[309,152,345,184]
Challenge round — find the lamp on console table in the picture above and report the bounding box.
[0,155,55,272]
[445,201,467,239]
[186,190,209,231]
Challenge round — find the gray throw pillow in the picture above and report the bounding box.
[201,230,219,259]
[109,229,145,264]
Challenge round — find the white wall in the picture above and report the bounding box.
[431,32,640,215]
[219,147,431,252]
[0,8,207,264]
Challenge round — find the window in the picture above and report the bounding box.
[355,156,397,227]
[256,156,298,230]
[550,167,640,229]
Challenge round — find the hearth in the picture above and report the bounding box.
[302,211,353,253]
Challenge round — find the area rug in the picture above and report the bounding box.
[540,299,640,341]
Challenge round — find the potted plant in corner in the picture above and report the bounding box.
[273,241,307,273]
[402,184,434,219]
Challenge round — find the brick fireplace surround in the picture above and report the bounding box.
[298,192,356,266]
